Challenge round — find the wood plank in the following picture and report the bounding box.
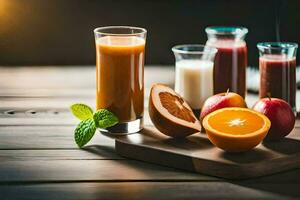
[0,158,300,184]
[0,97,94,110]
[0,66,95,89]
[116,126,300,179]
[0,160,215,182]
[0,88,94,98]
[0,118,77,126]
[0,107,73,124]
[0,182,297,200]
[0,126,114,149]
[0,107,153,126]
[0,149,124,160]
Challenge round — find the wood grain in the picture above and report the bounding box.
[0,182,298,200]
[0,97,94,110]
[0,160,215,183]
[0,149,124,160]
[0,126,114,149]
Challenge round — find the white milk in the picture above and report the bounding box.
[175,60,214,109]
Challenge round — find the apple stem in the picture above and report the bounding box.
[267,93,272,101]
[226,88,230,95]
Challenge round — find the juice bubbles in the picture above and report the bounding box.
[257,42,298,110]
[205,27,248,97]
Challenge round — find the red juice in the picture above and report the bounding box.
[259,55,296,108]
[208,40,247,97]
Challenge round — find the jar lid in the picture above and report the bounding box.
[205,26,248,37]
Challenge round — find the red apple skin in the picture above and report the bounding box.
[200,92,247,124]
[252,98,295,141]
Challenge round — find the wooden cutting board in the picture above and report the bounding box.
[115,123,300,180]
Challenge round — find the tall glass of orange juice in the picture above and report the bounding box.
[94,26,147,134]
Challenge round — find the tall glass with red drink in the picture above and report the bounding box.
[257,42,298,111]
[205,27,248,97]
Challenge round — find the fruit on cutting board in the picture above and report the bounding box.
[202,107,271,152]
[252,98,295,141]
[200,91,247,124]
[149,83,201,138]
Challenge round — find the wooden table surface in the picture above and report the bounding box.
[0,66,299,200]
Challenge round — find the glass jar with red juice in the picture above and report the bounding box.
[205,26,248,97]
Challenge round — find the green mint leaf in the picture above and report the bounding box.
[74,118,96,148]
[70,103,93,120]
[93,109,119,128]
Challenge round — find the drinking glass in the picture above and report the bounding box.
[172,44,218,115]
[94,26,147,134]
[257,42,298,112]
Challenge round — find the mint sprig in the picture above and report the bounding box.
[70,104,93,120]
[70,103,119,148]
[74,119,96,148]
[93,109,118,128]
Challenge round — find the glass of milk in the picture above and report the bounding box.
[172,44,217,114]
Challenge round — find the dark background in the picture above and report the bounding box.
[0,0,298,67]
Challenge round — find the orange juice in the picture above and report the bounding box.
[96,36,145,122]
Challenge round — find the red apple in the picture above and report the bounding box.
[252,98,295,140]
[200,92,247,124]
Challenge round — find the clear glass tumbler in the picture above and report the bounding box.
[257,42,298,112]
[172,44,218,116]
[94,26,147,134]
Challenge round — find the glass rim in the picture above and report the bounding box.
[172,44,218,55]
[94,26,147,36]
[257,42,298,50]
[205,26,248,36]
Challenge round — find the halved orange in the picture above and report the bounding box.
[202,107,271,152]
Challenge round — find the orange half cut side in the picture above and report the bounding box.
[203,107,271,152]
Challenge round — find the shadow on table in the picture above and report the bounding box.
[229,168,300,199]
[141,128,213,151]
[161,137,212,151]
[83,145,124,160]
[83,141,211,181]
[228,137,300,199]
[219,148,271,164]
[262,137,300,154]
